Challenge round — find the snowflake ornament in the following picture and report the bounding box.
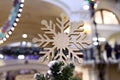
[32,14,91,64]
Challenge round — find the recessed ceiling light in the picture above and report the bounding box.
[22,34,28,38]
[93,42,98,45]
[22,41,27,46]
[83,5,89,10]
[18,55,25,60]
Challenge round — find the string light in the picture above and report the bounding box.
[6,34,9,38]
[11,27,15,31]
[0,0,25,44]
[15,18,19,22]
[0,40,3,44]
[8,31,12,35]
[13,22,17,26]
[20,4,24,7]
[17,13,21,17]
[3,38,7,41]
[19,8,23,12]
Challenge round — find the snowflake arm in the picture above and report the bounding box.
[54,48,68,63]
[68,47,83,63]
[76,33,91,49]
[69,33,91,49]
[41,20,56,36]
[56,14,70,33]
[39,46,56,63]
[69,22,84,36]
[32,34,53,47]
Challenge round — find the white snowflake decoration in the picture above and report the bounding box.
[32,14,90,64]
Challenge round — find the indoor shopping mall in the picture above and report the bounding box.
[0,0,120,80]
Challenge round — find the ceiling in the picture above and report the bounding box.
[0,0,120,47]
[0,0,65,47]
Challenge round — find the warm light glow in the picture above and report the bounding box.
[95,10,119,24]
[64,27,70,33]
[103,11,119,24]
[94,11,103,24]
[83,22,91,34]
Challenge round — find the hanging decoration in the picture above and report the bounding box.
[87,0,99,17]
[32,14,91,64]
[0,0,25,44]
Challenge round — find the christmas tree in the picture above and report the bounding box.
[34,61,81,80]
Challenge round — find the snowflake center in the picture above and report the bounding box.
[54,33,69,48]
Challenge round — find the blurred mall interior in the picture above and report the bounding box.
[0,0,120,80]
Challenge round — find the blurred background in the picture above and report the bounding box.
[0,0,120,80]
